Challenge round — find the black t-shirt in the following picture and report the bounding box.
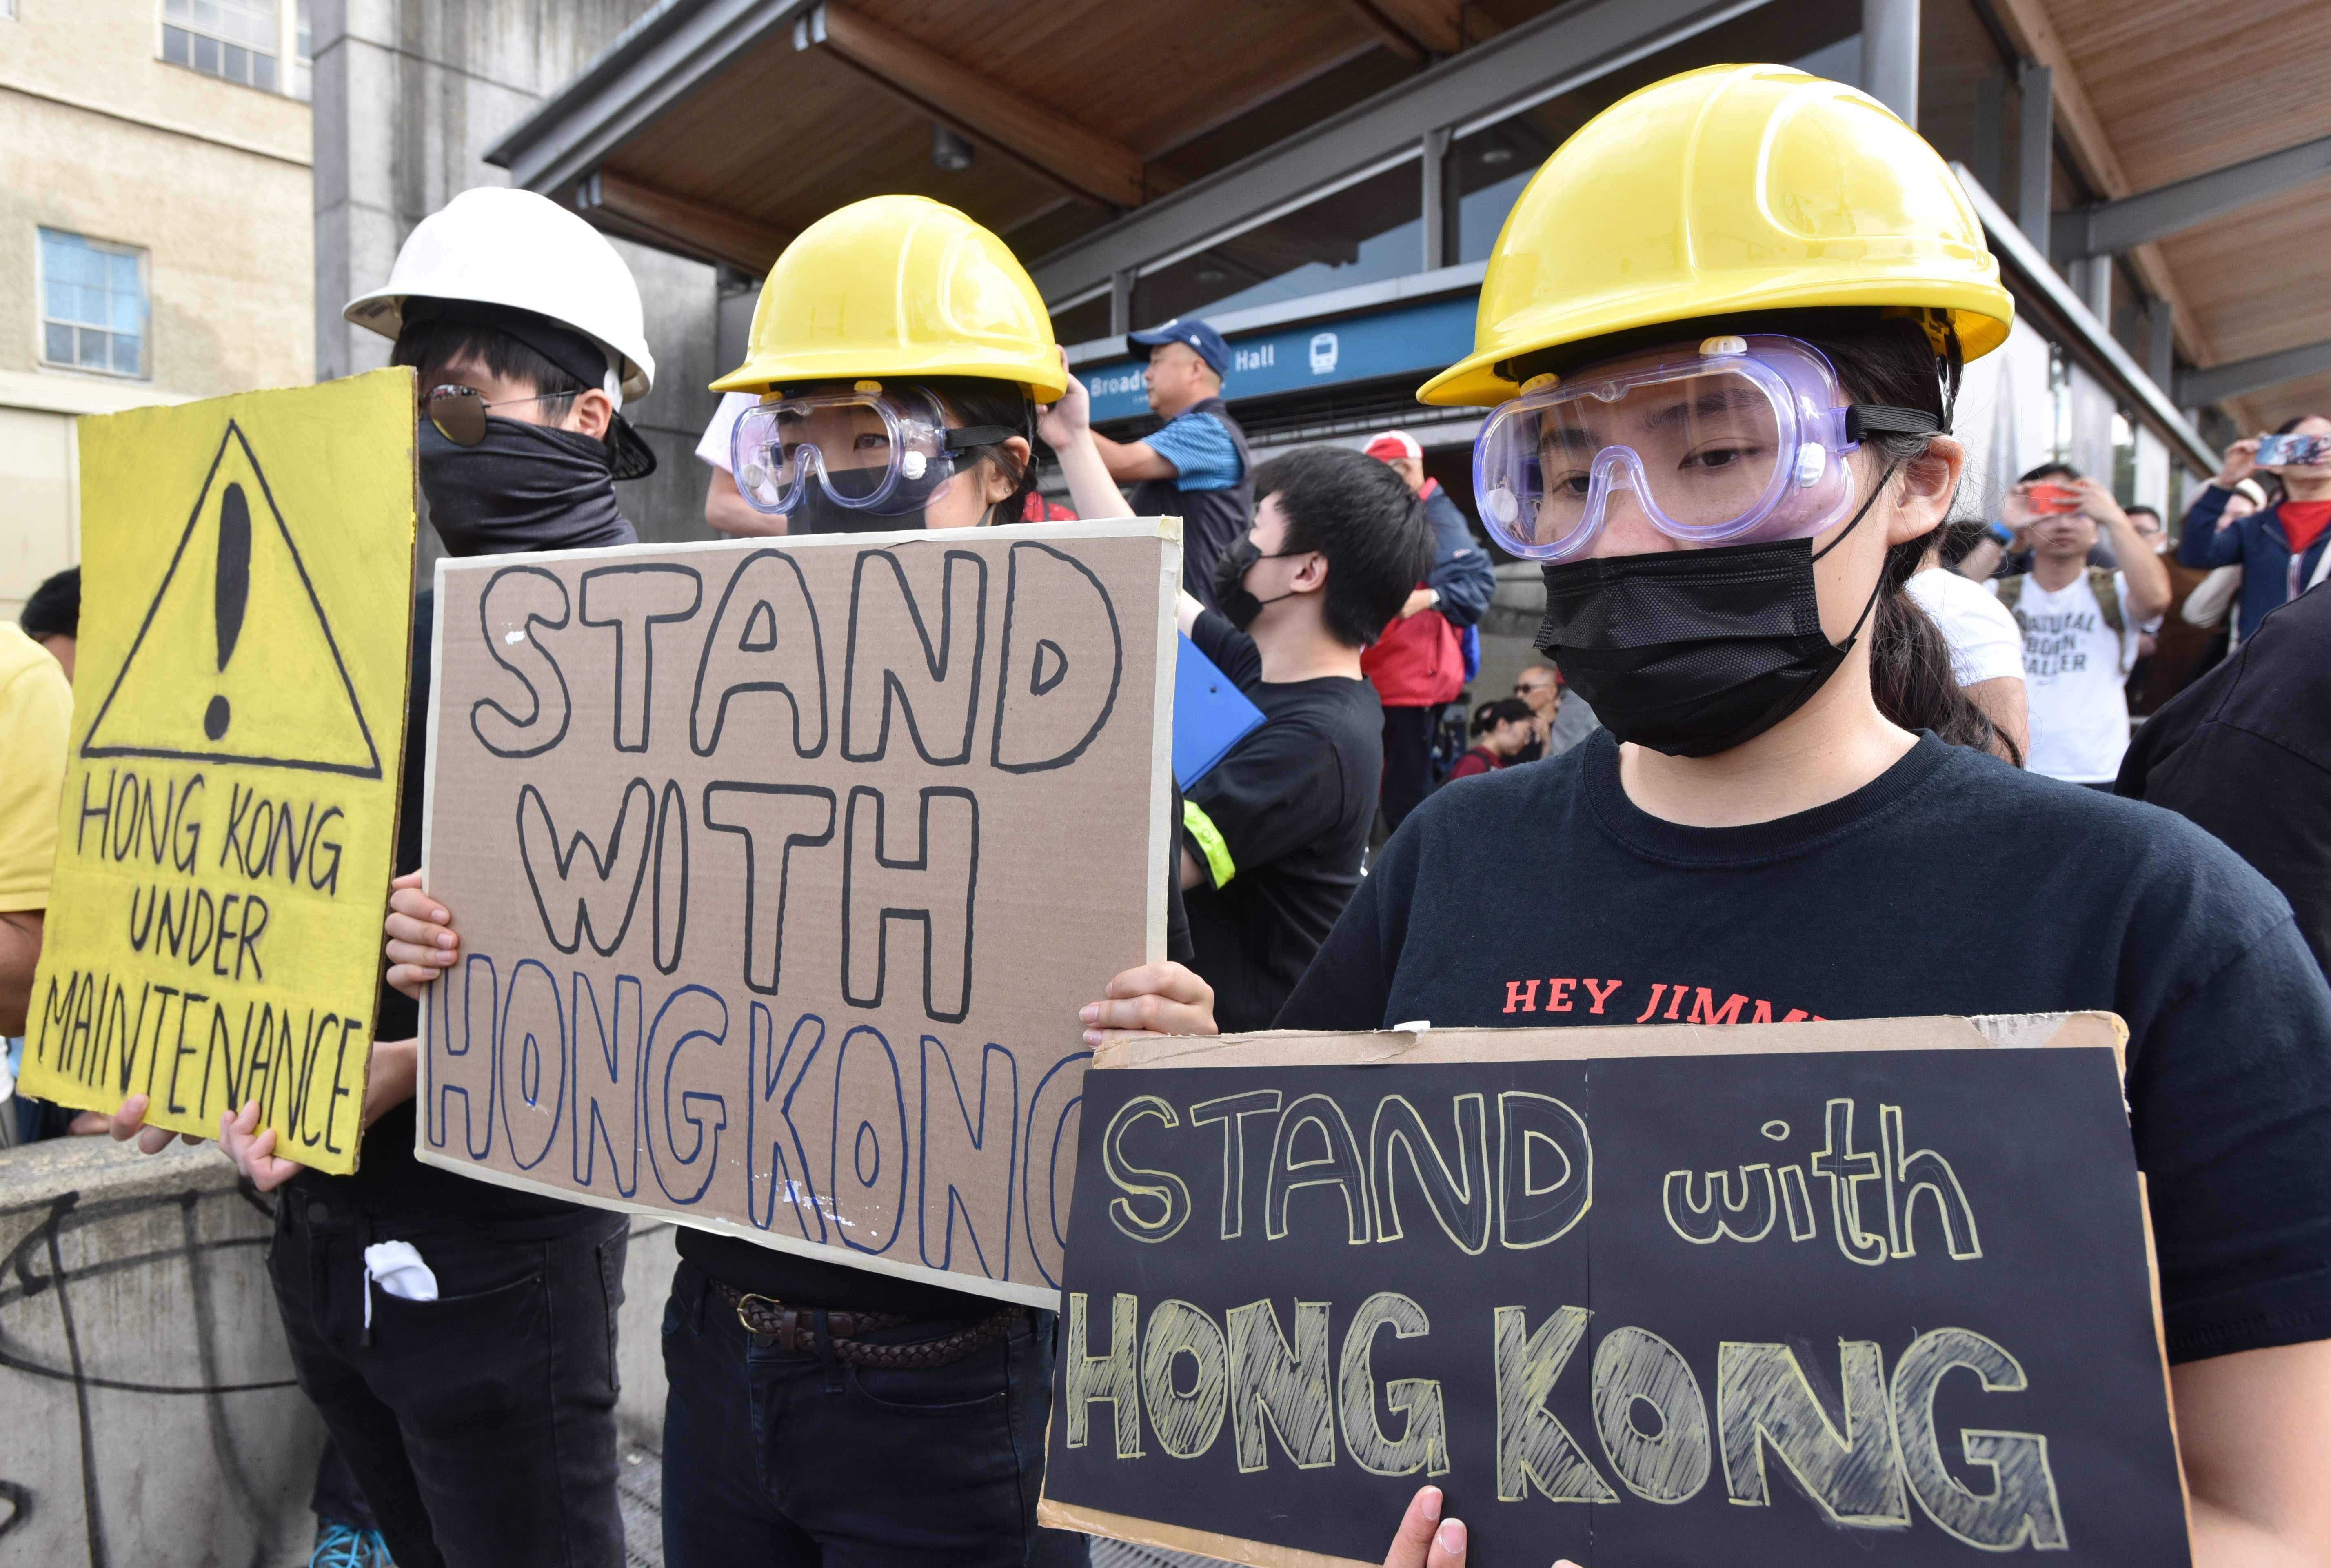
[1282,730,2331,1364]
[1182,610,1382,1032]
[2119,584,2331,978]
[288,589,598,1234]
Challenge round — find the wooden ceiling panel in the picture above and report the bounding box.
[605,33,1063,239]
[2239,367,2331,436]
[853,0,1367,156]
[2040,0,2331,189]
[2153,180,2331,366]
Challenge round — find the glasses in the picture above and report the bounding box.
[426,384,567,446]
[1515,681,1553,696]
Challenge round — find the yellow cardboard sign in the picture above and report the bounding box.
[18,370,417,1173]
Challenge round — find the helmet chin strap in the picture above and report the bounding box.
[1809,456,1907,653]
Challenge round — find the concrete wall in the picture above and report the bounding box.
[0,0,313,618]
[310,0,724,570]
[0,1131,684,1567]
[0,1137,322,1568]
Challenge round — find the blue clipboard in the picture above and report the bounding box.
[1172,632,1265,790]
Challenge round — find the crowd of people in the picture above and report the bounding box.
[3,57,2329,1568]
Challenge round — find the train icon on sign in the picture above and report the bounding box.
[1309,331,1339,375]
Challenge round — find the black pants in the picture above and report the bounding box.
[268,1199,630,1568]
[1379,705,1440,833]
[660,1259,1086,1568]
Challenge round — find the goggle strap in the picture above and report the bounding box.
[1844,404,1940,444]
[942,425,1019,452]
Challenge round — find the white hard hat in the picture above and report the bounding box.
[345,187,656,402]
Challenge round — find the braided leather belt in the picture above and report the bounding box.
[714,1281,1024,1369]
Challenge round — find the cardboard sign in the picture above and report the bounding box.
[1039,1015,2191,1568]
[19,372,419,1173]
[416,519,1178,1305]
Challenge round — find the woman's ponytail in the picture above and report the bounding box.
[1787,312,2023,766]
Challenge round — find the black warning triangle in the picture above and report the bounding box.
[81,420,384,779]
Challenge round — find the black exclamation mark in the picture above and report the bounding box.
[204,482,251,741]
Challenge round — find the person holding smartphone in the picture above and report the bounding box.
[2179,413,2331,640]
[1088,64,2331,1568]
[1991,467,2170,784]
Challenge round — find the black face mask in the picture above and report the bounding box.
[417,417,637,558]
[1211,538,1304,631]
[1533,468,1897,758]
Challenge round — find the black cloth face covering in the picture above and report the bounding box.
[417,416,637,558]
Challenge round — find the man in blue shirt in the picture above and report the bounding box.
[1088,317,1253,606]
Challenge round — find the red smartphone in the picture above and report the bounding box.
[2025,482,2084,514]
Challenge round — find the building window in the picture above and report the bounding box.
[40,230,148,379]
[162,0,280,93]
[289,0,312,101]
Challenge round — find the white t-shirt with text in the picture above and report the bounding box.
[1906,567,2024,687]
[1996,570,2141,783]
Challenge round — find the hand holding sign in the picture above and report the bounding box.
[1379,1487,1473,1568]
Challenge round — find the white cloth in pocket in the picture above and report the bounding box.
[364,1240,440,1328]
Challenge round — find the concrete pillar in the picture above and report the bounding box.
[1861,0,1920,126]
[2018,61,2053,254]
[311,0,403,381]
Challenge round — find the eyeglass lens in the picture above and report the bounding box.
[427,387,488,448]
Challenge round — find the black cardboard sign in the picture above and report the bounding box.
[1039,1016,2189,1567]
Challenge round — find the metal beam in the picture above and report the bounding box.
[1860,0,1919,127]
[2178,338,2331,408]
[486,0,811,194]
[1027,0,1775,305]
[2149,302,2173,393]
[2015,61,2051,255]
[2053,134,2331,261]
[1419,128,1450,271]
[1954,164,2217,475]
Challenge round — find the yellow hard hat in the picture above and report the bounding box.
[1419,64,2013,407]
[713,195,1067,400]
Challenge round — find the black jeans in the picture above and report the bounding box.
[268,1199,630,1568]
[661,1259,1086,1568]
[1379,704,1440,833]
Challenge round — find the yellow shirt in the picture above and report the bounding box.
[0,621,71,912]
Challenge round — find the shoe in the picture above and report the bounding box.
[310,1519,394,1568]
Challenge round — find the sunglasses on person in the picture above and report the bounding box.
[426,384,569,446]
[1515,679,1554,696]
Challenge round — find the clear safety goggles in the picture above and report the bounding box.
[730,385,1018,518]
[1473,335,1930,562]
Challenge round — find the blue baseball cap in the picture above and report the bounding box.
[1128,317,1229,377]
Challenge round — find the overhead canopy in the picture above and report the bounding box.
[488,0,2331,437]
[2004,0,2331,433]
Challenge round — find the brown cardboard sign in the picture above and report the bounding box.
[416,519,1179,1305]
[1040,1014,2192,1567]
